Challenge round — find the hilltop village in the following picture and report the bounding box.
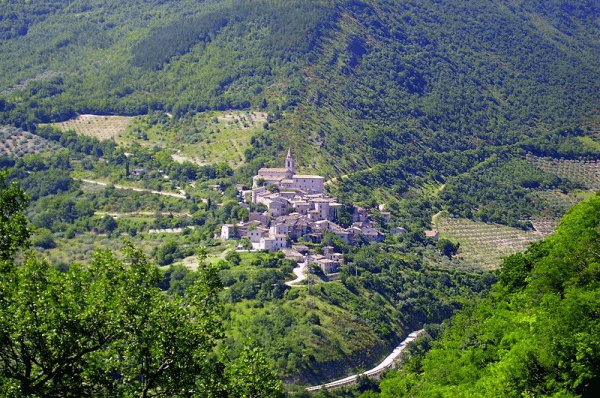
[221,150,389,275]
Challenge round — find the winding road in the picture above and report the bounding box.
[306,329,425,391]
[285,261,308,286]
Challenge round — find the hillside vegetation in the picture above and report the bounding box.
[371,194,600,397]
[1,0,599,230]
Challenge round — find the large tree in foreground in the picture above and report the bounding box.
[0,171,30,262]
[0,173,283,397]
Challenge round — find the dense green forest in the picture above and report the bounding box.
[368,193,600,398]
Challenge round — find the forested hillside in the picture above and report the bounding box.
[0,123,497,390]
[1,0,600,229]
[370,193,600,397]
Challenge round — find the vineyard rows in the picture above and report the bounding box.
[435,215,543,269]
[529,218,560,237]
[526,154,600,190]
[51,115,134,141]
[530,189,584,218]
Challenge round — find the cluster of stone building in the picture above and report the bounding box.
[220,150,387,275]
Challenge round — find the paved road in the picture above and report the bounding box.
[306,329,425,392]
[285,261,308,286]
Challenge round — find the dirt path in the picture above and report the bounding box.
[147,226,195,234]
[80,178,187,199]
[95,211,191,218]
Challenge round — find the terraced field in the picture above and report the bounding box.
[0,126,59,156]
[529,218,560,238]
[434,214,543,269]
[50,115,134,142]
[526,154,600,191]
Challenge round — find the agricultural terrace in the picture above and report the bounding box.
[529,188,594,221]
[50,115,134,143]
[434,214,543,269]
[526,154,600,191]
[0,126,59,156]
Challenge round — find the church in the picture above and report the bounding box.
[252,149,325,194]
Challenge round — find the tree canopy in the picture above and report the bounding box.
[0,174,283,397]
[373,193,600,397]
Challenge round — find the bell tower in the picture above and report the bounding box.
[285,148,295,175]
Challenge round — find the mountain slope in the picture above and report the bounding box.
[374,193,600,397]
[1,0,600,227]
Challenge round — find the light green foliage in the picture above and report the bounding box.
[30,227,56,249]
[227,343,285,398]
[0,171,29,261]
[0,244,225,396]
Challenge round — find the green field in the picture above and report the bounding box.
[172,111,267,167]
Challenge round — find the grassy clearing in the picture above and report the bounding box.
[37,232,166,267]
[577,136,600,152]
[175,111,267,167]
[174,241,236,271]
[434,214,543,269]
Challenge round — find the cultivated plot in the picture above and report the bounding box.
[434,215,543,269]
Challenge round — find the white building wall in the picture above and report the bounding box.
[291,176,325,194]
[220,225,232,240]
[315,201,330,220]
[259,235,287,251]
